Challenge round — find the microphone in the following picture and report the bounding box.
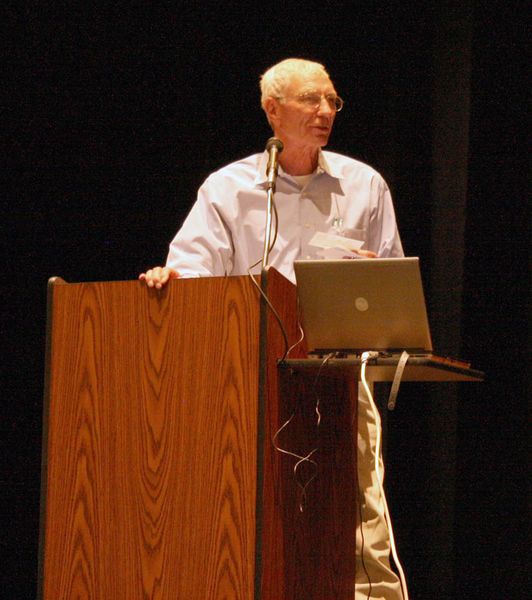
[265,137,283,191]
[261,137,283,269]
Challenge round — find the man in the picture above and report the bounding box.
[141,58,405,599]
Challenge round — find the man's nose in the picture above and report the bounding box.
[317,97,334,115]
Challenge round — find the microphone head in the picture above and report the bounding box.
[266,137,284,153]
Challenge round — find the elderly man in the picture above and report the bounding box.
[141,58,405,599]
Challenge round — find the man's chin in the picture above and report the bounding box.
[312,129,331,145]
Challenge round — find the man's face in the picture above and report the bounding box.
[269,73,338,151]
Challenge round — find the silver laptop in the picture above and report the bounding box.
[293,257,433,354]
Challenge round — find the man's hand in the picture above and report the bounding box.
[342,249,378,259]
[355,249,377,258]
[138,266,180,289]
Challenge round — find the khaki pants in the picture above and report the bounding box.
[355,383,403,600]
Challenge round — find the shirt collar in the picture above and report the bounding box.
[317,151,343,179]
[254,149,343,187]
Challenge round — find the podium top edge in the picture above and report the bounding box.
[48,276,68,286]
[44,272,284,288]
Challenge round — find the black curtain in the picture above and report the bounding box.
[3,3,527,598]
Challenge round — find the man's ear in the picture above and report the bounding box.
[263,97,279,128]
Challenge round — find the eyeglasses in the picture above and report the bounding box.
[276,92,344,112]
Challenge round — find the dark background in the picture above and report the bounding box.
[3,2,528,598]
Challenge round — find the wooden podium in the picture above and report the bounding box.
[38,269,360,600]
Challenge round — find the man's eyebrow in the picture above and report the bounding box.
[299,88,337,95]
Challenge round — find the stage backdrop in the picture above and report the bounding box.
[3,3,527,598]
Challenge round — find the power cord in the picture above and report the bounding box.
[360,351,409,600]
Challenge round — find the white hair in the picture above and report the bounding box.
[260,58,330,109]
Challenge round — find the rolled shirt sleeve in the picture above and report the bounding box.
[166,176,235,277]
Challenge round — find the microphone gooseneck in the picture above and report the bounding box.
[261,137,283,269]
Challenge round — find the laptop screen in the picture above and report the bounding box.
[293,257,433,354]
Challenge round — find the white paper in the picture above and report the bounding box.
[309,231,364,253]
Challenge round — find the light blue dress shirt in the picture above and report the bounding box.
[167,150,404,283]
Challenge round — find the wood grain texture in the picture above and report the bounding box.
[42,277,260,599]
[42,271,361,600]
[259,268,359,600]
[276,372,358,600]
